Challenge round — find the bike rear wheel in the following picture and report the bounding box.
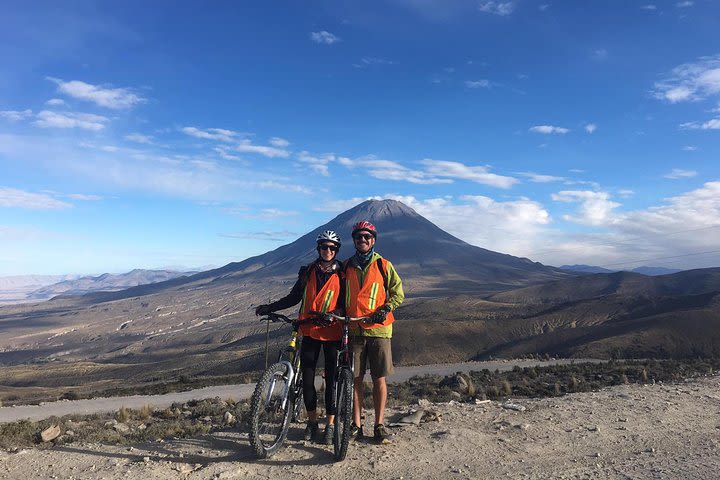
[333,367,354,461]
[248,362,294,458]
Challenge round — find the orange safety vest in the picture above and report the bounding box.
[345,258,395,330]
[298,265,342,341]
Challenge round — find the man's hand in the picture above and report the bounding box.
[314,313,334,327]
[370,304,391,324]
[255,304,272,316]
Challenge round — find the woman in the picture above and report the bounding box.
[255,230,344,444]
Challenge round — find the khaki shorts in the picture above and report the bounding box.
[351,336,393,379]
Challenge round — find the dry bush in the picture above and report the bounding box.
[501,380,512,396]
[138,404,152,420]
[115,406,130,423]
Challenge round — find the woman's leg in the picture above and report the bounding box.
[300,336,322,422]
[322,340,341,424]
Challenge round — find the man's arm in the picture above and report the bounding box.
[384,260,404,311]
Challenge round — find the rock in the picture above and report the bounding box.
[143,457,150,463]
[475,399,491,405]
[586,425,599,432]
[418,398,431,408]
[450,391,462,400]
[389,409,424,427]
[40,425,61,442]
[440,374,471,395]
[224,412,236,425]
[501,402,526,412]
[113,423,130,434]
[421,410,441,423]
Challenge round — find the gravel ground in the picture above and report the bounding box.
[2,375,719,479]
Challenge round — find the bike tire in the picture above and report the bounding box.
[333,367,354,461]
[248,362,294,458]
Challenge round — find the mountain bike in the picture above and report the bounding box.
[322,312,373,461]
[248,312,308,458]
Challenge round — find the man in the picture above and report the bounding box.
[255,230,344,444]
[344,220,404,444]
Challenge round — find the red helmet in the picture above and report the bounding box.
[352,220,377,238]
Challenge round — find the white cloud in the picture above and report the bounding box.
[310,31,340,45]
[529,125,570,134]
[420,159,519,188]
[680,118,720,130]
[653,55,720,103]
[464,80,491,88]
[676,1,693,7]
[47,77,145,109]
[518,172,566,183]
[478,2,515,16]
[270,137,290,148]
[125,133,153,144]
[682,145,698,151]
[214,146,242,161]
[45,98,65,106]
[34,110,108,131]
[0,109,32,121]
[297,151,336,176]
[0,188,72,209]
[641,4,657,10]
[664,168,697,179]
[66,193,102,201]
[181,126,241,142]
[237,139,290,158]
[618,189,635,199]
[354,57,396,68]
[342,155,450,185]
[340,157,518,188]
[593,49,608,61]
[585,123,597,134]
[551,190,620,226]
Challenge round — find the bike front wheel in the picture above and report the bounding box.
[248,362,294,458]
[333,367,354,461]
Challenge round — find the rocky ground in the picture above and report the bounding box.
[2,376,719,480]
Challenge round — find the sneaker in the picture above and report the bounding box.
[349,423,364,441]
[322,423,334,445]
[304,421,319,441]
[373,423,390,444]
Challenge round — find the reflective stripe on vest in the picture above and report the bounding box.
[298,266,342,341]
[345,258,395,330]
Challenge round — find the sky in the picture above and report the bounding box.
[1,0,719,276]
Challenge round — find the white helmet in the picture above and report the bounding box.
[316,230,341,247]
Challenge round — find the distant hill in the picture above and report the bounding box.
[0,274,79,305]
[559,265,682,276]
[26,269,195,300]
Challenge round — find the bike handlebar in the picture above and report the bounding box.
[314,312,374,324]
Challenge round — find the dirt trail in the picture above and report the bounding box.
[2,375,719,479]
[0,359,596,423]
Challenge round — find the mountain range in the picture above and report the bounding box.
[0,199,717,403]
[559,265,683,276]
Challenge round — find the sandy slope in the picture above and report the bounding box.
[2,376,719,480]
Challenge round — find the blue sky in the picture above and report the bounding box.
[1,0,719,276]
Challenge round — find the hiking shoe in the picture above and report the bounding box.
[349,423,364,441]
[304,421,319,441]
[322,423,334,445]
[374,423,389,444]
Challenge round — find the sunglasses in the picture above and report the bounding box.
[353,233,374,241]
[318,245,339,252]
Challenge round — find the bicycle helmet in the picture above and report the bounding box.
[316,230,341,247]
[352,220,377,238]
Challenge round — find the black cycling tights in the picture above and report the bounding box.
[300,336,340,416]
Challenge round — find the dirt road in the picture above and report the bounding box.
[2,375,718,479]
[0,359,596,423]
